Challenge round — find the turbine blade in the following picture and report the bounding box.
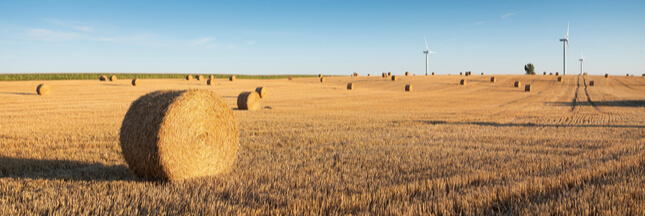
[566,22,569,39]
[424,35,429,51]
[428,51,436,54]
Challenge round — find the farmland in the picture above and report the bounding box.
[1,74,644,215]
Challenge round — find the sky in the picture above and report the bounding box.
[0,0,644,75]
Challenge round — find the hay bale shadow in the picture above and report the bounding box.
[0,92,38,96]
[0,157,137,182]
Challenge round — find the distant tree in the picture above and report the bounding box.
[524,63,535,75]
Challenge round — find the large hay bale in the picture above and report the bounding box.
[347,83,354,90]
[207,79,214,85]
[589,81,595,86]
[405,71,410,76]
[460,79,467,85]
[514,81,521,88]
[109,75,117,81]
[490,77,496,82]
[382,73,387,78]
[320,77,326,83]
[99,76,107,81]
[119,89,239,181]
[237,91,261,110]
[186,75,193,80]
[391,75,397,81]
[557,77,563,82]
[209,75,215,80]
[131,78,140,86]
[196,75,204,81]
[36,84,51,95]
[525,84,532,92]
[605,74,609,78]
[405,84,412,92]
[255,87,267,98]
[288,76,293,81]
[229,76,236,81]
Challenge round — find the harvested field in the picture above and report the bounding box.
[0,74,644,215]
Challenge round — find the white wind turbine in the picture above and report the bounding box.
[579,53,585,75]
[559,22,570,75]
[423,35,435,75]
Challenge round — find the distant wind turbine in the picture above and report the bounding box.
[559,22,570,75]
[423,35,435,75]
[579,53,585,75]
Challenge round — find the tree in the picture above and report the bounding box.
[524,63,535,75]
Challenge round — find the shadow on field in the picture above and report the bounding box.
[0,92,37,96]
[0,157,136,181]
[417,120,645,129]
[547,100,645,107]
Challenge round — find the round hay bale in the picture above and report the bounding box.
[255,87,267,98]
[555,72,559,76]
[549,72,553,75]
[99,75,107,81]
[229,76,236,81]
[514,81,521,88]
[237,91,261,110]
[318,74,323,78]
[583,72,587,76]
[186,75,193,81]
[391,75,397,81]
[209,75,215,80]
[405,71,410,76]
[36,84,51,95]
[207,79,214,85]
[119,89,239,181]
[626,73,629,76]
[490,77,496,82]
[460,72,463,75]
[109,75,117,81]
[432,72,435,75]
[288,76,293,81]
[460,79,467,85]
[405,84,412,92]
[481,72,484,75]
[382,73,387,78]
[589,81,595,86]
[320,77,326,83]
[367,74,370,77]
[131,78,140,86]
[353,72,358,77]
[543,72,546,75]
[605,74,609,78]
[196,75,204,81]
[525,84,532,92]
[347,83,354,90]
[387,72,391,76]
[557,77,563,82]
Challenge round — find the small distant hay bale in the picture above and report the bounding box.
[382,73,387,78]
[525,84,532,92]
[109,75,117,81]
[405,84,412,92]
[99,76,107,81]
[387,72,391,76]
[514,81,521,87]
[481,72,484,75]
[353,72,358,77]
[626,74,630,76]
[642,73,645,77]
[490,77,496,82]
[119,89,238,181]
[196,75,204,80]
[320,77,326,83]
[460,72,463,75]
[549,72,553,75]
[237,91,261,110]
[131,78,140,86]
[543,72,546,75]
[589,81,595,86]
[405,71,410,76]
[347,83,354,90]
[207,79,214,85]
[288,76,293,80]
[391,75,397,81]
[209,75,215,80]
[605,74,609,78]
[555,72,559,76]
[432,72,435,75]
[367,74,370,77]
[583,72,588,76]
[229,76,236,81]
[318,74,323,78]
[36,84,51,95]
[186,75,193,80]
[557,77,563,82]
[255,87,267,98]
[460,79,467,85]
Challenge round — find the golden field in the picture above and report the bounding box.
[1,74,644,215]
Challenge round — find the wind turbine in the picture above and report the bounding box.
[579,53,585,75]
[423,35,435,75]
[559,22,569,75]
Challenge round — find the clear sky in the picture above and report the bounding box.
[1,0,643,75]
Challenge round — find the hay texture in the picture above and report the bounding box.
[525,84,532,92]
[382,73,387,78]
[557,77,563,82]
[207,79,214,85]
[209,75,215,80]
[99,76,107,81]
[405,84,412,92]
[318,74,323,78]
[460,79,467,85]
[589,81,595,86]
[347,83,354,90]
[514,81,521,88]
[320,77,326,83]
[186,75,193,81]
[237,91,261,110]
[36,84,51,95]
[391,76,397,81]
[229,76,236,81]
[196,75,204,81]
[119,89,239,181]
[109,75,117,81]
[131,79,140,86]
[405,71,410,76]
[255,87,267,98]
[490,77,496,82]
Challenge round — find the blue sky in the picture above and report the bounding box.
[1,0,643,75]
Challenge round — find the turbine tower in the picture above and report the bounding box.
[559,22,570,75]
[579,53,585,75]
[423,35,435,75]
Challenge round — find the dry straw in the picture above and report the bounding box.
[460,79,467,85]
[605,74,609,78]
[99,76,107,81]
[119,89,239,181]
[237,91,261,110]
[36,84,51,95]
[186,75,193,81]
[229,76,236,81]
[514,81,521,88]
[347,83,354,90]
[589,81,595,86]
[255,87,267,98]
[525,84,532,92]
[405,71,410,76]
[109,75,117,81]
[557,77,563,82]
[490,77,496,82]
[209,75,215,80]
[320,77,326,83]
[391,75,397,81]
[196,75,204,80]
[207,79,214,85]
[131,79,140,86]
[405,84,412,92]
[382,73,387,78]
